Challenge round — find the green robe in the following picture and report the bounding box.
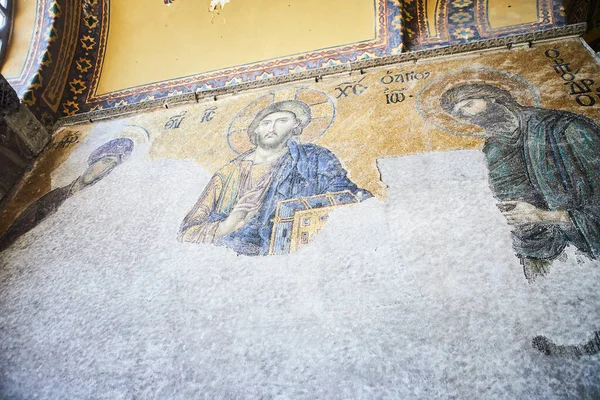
[483,107,600,260]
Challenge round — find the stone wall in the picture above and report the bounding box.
[0,75,49,201]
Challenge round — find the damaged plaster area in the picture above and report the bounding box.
[209,0,230,11]
[0,147,599,398]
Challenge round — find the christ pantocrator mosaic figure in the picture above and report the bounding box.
[178,100,371,256]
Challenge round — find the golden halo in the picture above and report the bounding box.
[227,88,336,154]
[89,124,151,161]
[111,124,151,147]
[77,124,150,154]
[416,68,541,137]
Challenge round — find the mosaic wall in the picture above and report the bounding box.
[2,0,575,123]
[2,36,598,263]
[1,37,600,397]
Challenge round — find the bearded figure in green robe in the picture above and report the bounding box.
[440,84,600,281]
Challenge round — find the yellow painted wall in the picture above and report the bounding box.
[425,0,440,37]
[420,0,540,36]
[2,0,37,79]
[97,0,375,95]
[487,0,539,28]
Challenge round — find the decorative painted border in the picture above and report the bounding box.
[416,0,451,44]
[567,0,600,51]
[41,0,81,111]
[58,0,105,117]
[402,0,568,49]
[476,0,556,38]
[75,0,404,112]
[5,0,575,122]
[5,0,99,125]
[55,23,587,129]
[15,0,80,126]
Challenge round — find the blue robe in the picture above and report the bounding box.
[191,140,371,256]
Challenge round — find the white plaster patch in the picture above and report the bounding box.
[0,150,599,399]
[209,0,230,11]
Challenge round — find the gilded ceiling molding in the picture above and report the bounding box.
[77,0,402,115]
[3,0,578,124]
[55,23,588,129]
[41,0,82,112]
[5,0,104,126]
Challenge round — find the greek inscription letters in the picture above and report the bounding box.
[201,106,218,123]
[545,47,600,107]
[334,77,368,98]
[55,132,80,149]
[164,111,187,130]
[384,88,406,105]
[381,70,431,85]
